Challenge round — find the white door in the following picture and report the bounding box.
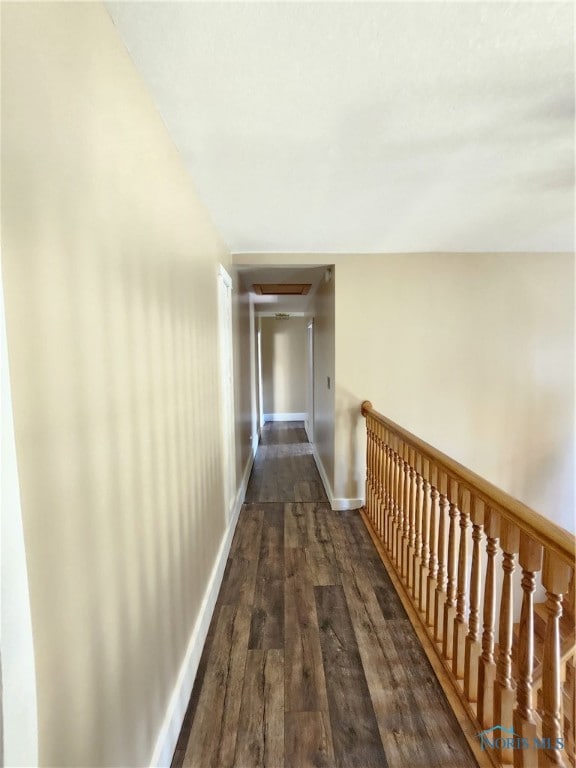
[218,265,236,520]
[306,319,314,442]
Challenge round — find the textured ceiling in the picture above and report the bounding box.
[107,2,574,254]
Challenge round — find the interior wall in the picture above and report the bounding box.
[2,4,232,767]
[310,273,336,494]
[232,275,255,483]
[233,251,574,530]
[334,252,575,531]
[261,316,307,416]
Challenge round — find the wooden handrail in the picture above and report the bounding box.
[360,401,576,768]
[361,401,575,567]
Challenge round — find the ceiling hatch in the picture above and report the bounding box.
[253,283,311,296]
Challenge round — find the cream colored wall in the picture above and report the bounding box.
[232,276,255,482]
[234,251,574,529]
[310,276,336,493]
[334,253,575,531]
[2,4,232,767]
[261,317,307,415]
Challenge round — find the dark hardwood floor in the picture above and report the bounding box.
[172,422,478,768]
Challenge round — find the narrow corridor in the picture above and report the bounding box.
[172,422,478,768]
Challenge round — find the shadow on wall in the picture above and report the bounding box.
[335,386,366,500]
[260,319,276,415]
[261,317,308,418]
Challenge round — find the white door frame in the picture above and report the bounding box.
[248,295,259,454]
[306,319,314,442]
[1,265,38,767]
[218,265,236,520]
[256,320,264,430]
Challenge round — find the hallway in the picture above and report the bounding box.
[172,423,478,768]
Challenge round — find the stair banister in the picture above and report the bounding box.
[360,401,575,768]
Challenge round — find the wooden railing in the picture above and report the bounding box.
[360,401,576,768]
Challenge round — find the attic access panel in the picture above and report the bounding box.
[253,283,311,296]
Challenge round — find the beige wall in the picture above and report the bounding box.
[310,275,336,493]
[334,253,575,531]
[2,4,233,766]
[261,316,307,416]
[234,251,574,529]
[233,277,256,480]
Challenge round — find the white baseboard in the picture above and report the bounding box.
[330,497,364,511]
[150,446,256,768]
[310,443,363,512]
[263,412,306,422]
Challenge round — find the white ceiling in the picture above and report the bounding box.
[107,2,574,254]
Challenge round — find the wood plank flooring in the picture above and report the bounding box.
[172,422,478,768]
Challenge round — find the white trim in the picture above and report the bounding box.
[218,263,233,288]
[305,318,314,443]
[310,442,362,512]
[255,311,306,317]
[217,264,236,521]
[329,497,364,511]
[1,260,39,768]
[263,412,307,422]
[310,441,334,505]
[150,446,256,768]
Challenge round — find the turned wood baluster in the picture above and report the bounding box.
[464,497,485,702]
[494,519,520,766]
[379,426,388,546]
[434,471,449,643]
[384,429,394,550]
[564,569,575,625]
[419,457,431,614]
[411,453,423,601]
[478,508,501,728]
[442,477,460,658]
[389,434,399,555]
[426,464,440,628]
[539,552,572,768]
[374,421,384,538]
[396,440,407,570]
[564,655,576,765]
[385,435,393,552]
[405,448,417,587]
[392,436,402,564]
[402,444,412,580]
[389,435,398,561]
[452,486,470,679]
[366,416,375,526]
[513,533,543,768]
